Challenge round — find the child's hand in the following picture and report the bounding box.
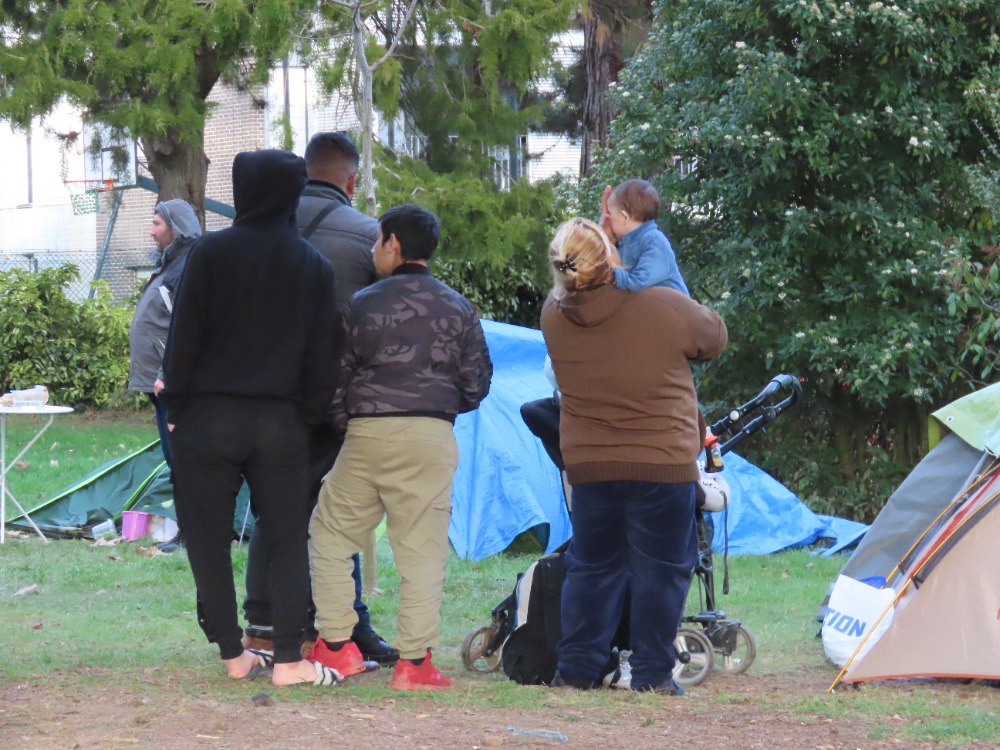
[598,185,617,244]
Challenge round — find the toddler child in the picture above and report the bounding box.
[601,179,688,294]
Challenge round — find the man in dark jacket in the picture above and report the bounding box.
[161,149,343,687]
[297,131,378,308]
[127,199,200,468]
[242,131,398,666]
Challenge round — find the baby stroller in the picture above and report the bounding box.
[460,373,802,688]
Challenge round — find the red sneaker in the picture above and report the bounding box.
[306,638,367,678]
[390,650,453,690]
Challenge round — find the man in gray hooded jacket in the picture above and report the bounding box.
[128,199,201,468]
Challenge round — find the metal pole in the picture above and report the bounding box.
[89,189,123,298]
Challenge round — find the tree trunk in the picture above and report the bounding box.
[580,13,622,178]
[827,387,867,481]
[354,5,377,217]
[890,399,927,466]
[139,132,209,226]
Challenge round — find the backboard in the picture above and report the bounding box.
[81,120,138,189]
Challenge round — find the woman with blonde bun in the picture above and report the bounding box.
[540,217,728,696]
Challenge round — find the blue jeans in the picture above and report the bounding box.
[556,480,698,689]
[148,393,172,466]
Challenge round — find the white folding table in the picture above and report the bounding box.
[0,404,74,544]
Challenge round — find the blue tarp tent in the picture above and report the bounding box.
[452,320,866,560]
[451,321,569,559]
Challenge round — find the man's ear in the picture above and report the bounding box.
[345,172,358,198]
[387,232,403,260]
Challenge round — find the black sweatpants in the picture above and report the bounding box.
[170,395,312,664]
[243,424,375,637]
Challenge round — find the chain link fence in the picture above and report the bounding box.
[1,188,233,305]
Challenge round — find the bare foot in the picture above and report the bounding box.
[225,650,262,680]
[272,659,341,686]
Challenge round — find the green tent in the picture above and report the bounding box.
[928,380,1000,454]
[7,440,254,539]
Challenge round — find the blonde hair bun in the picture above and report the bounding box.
[548,217,617,297]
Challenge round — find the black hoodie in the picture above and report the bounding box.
[161,149,341,423]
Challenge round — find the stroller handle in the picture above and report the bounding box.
[709,374,802,456]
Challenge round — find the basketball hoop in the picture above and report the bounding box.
[64,179,114,215]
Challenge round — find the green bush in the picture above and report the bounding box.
[373,152,568,325]
[434,257,546,328]
[0,264,132,408]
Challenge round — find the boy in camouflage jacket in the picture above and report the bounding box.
[307,204,493,689]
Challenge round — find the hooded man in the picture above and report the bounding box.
[128,198,201,471]
[160,149,343,687]
[241,131,398,667]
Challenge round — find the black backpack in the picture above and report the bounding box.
[500,542,627,685]
[500,545,567,685]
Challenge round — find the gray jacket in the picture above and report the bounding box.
[332,265,493,433]
[296,181,377,312]
[127,200,201,392]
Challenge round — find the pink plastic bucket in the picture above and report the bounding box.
[121,510,151,541]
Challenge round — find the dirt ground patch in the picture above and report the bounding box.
[4,667,994,750]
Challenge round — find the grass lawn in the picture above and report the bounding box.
[2,408,156,510]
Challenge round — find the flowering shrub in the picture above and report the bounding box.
[589,0,1000,515]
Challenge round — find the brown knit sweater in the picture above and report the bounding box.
[541,284,728,485]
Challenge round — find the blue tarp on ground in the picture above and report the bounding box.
[451,320,867,560]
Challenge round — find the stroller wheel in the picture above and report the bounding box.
[672,627,713,687]
[461,625,503,673]
[714,623,757,675]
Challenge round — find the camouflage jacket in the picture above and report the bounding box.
[331,265,493,432]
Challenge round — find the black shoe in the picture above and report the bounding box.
[244,624,274,642]
[156,532,185,554]
[549,670,596,690]
[352,629,400,665]
[633,677,686,696]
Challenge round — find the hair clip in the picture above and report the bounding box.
[555,256,577,273]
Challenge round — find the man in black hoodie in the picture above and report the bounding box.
[161,149,343,687]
